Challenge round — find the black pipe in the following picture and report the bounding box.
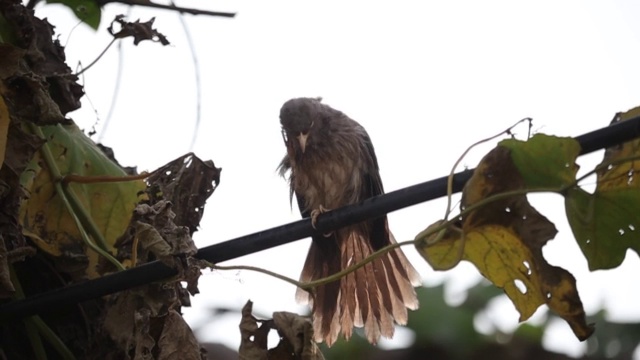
[1,115,639,321]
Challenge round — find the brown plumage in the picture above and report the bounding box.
[277,97,421,346]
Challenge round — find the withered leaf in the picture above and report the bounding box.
[131,199,197,268]
[272,311,324,360]
[239,300,268,360]
[103,291,138,350]
[0,45,25,80]
[108,15,170,46]
[134,308,155,360]
[146,153,221,235]
[239,300,324,360]
[135,221,174,264]
[157,310,203,360]
[0,7,83,115]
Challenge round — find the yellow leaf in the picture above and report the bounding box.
[423,224,592,339]
[20,124,146,278]
[414,220,463,271]
[416,146,594,341]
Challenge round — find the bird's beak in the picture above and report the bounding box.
[296,133,309,153]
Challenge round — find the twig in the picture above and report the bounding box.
[76,38,117,76]
[97,0,236,17]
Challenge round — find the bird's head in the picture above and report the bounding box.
[280,97,324,156]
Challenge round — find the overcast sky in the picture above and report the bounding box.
[36,0,640,357]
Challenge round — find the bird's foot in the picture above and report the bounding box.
[310,205,334,237]
[310,205,329,228]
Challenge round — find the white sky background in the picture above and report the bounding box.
[34,0,640,357]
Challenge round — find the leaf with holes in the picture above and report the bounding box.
[565,106,640,270]
[500,134,580,189]
[416,145,594,341]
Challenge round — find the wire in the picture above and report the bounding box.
[171,1,203,151]
[1,116,640,322]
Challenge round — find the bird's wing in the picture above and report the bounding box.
[360,132,389,251]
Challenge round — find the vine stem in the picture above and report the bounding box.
[62,171,150,185]
[76,38,117,76]
[211,240,413,292]
[444,118,532,220]
[28,124,125,271]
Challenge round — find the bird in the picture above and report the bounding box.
[277,97,421,346]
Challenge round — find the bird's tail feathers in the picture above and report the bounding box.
[296,226,420,346]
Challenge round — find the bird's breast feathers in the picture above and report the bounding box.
[292,149,363,211]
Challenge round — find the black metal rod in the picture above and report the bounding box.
[2,115,640,321]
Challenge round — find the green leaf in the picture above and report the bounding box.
[564,106,640,270]
[565,186,640,270]
[500,134,580,189]
[46,0,101,30]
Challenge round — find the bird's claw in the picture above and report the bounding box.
[310,205,334,237]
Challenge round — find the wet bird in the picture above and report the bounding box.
[278,97,421,346]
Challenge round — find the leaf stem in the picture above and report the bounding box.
[76,38,117,76]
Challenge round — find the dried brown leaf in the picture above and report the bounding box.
[0,45,25,81]
[239,300,268,360]
[0,5,83,116]
[135,221,173,263]
[238,300,325,360]
[272,311,324,360]
[108,15,170,46]
[146,153,221,235]
[133,308,155,360]
[157,310,203,360]
[103,291,138,350]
